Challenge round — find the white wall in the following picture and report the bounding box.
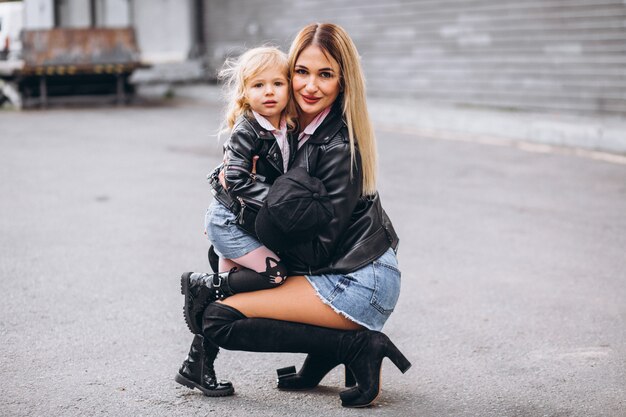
[23,0,53,29]
[96,0,130,27]
[0,2,24,56]
[131,0,192,63]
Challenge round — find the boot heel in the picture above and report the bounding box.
[344,365,356,387]
[339,386,361,403]
[386,342,411,374]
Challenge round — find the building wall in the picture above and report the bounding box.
[56,0,90,27]
[23,0,53,29]
[202,0,626,115]
[131,0,192,63]
[96,0,130,27]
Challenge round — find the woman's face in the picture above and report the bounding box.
[292,45,341,124]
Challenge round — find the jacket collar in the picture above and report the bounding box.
[303,98,346,145]
[241,111,276,140]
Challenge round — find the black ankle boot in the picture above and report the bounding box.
[181,271,234,335]
[276,355,356,390]
[202,303,411,408]
[174,334,234,397]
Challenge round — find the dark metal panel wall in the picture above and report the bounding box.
[202,0,626,115]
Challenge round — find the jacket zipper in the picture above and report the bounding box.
[236,196,260,212]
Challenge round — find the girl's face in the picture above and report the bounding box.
[292,45,341,125]
[245,67,289,128]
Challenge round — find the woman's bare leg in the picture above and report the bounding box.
[220,276,362,330]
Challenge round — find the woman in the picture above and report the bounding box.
[177,23,410,408]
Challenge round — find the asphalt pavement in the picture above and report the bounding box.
[1,93,625,417]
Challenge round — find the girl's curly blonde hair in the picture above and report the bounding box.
[218,46,296,134]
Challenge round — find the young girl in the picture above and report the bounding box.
[180,47,296,338]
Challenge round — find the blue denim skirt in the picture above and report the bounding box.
[205,200,263,259]
[305,247,401,331]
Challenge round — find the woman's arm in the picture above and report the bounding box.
[283,137,362,269]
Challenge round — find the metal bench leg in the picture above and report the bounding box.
[40,76,47,108]
[116,74,125,105]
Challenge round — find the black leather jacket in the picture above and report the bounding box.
[209,111,294,234]
[278,100,399,275]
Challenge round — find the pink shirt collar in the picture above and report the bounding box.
[297,106,332,149]
[252,110,286,133]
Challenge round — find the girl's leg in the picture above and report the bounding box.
[181,247,288,334]
[216,245,288,293]
[229,245,287,284]
[231,246,282,276]
[218,257,238,272]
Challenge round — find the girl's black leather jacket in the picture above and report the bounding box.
[209,111,294,234]
[277,100,399,275]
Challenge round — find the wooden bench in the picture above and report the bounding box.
[17,27,146,107]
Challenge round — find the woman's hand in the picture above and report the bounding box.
[218,168,227,189]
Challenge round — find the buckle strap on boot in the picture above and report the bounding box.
[209,269,235,300]
[182,270,235,336]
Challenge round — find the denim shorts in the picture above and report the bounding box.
[205,200,263,259]
[305,247,401,331]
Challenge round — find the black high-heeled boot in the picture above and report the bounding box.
[174,334,234,397]
[276,355,356,390]
[336,331,412,407]
[202,303,411,407]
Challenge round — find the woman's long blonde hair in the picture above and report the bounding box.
[218,46,296,132]
[288,23,377,195]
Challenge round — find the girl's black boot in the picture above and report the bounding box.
[174,334,234,397]
[181,261,288,335]
[181,271,234,335]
